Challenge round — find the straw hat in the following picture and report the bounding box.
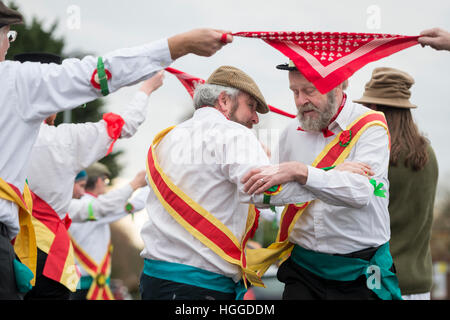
[206,65,269,114]
[353,67,417,109]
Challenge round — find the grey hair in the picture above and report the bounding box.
[193,83,240,110]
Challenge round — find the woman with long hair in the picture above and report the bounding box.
[354,67,439,300]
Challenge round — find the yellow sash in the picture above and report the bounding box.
[71,237,114,300]
[0,178,37,286]
[146,126,264,287]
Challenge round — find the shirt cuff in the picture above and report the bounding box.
[304,165,326,189]
[134,90,150,100]
[122,183,134,197]
[143,38,173,69]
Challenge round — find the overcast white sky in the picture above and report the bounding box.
[11,0,450,201]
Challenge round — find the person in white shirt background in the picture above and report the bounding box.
[0,0,233,300]
[241,60,399,300]
[68,163,148,300]
[21,52,164,300]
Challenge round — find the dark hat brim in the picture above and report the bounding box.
[0,2,24,26]
[14,52,62,64]
[276,63,297,71]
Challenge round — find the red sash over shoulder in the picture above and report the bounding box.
[146,127,264,288]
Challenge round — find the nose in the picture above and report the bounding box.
[295,92,310,108]
[252,110,259,125]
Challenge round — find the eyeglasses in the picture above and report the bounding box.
[7,30,17,43]
[102,177,111,186]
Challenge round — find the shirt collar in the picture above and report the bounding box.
[193,106,229,121]
[329,93,353,132]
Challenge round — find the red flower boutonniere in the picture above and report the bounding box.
[339,130,352,147]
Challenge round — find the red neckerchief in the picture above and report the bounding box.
[297,93,347,138]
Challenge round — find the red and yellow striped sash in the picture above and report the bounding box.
[0,179,37,286]
[30,192,79,291]
[247,110,390,276]
[146,126,264,287]
[71,238,114,300]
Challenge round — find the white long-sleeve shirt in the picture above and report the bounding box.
[0,39,172,239]
[26,90,150,221]
[69,186,136,276]
[277,97,391,255]
[140,107,314,282]
[68,186,149,222]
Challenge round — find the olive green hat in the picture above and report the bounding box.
[85,162,111,179]
[353,67,417,109]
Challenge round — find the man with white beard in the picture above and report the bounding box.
[241,60,401,300]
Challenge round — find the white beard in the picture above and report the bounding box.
[297,91,338,132]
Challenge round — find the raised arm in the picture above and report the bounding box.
[68,171,147,222]
[10,28,232,122]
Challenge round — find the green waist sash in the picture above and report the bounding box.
[290,242,402,300]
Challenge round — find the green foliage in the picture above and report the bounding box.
[5,1,122,179]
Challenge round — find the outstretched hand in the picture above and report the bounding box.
[418,28,450,51]
[130,170,147,190]
[168,28,233,60]
[139,70,165,95]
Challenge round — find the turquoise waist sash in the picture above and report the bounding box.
[290,242,402,300]
[77,275,111,290]
[143,259,246,300]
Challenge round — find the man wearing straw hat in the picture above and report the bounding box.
[354,67,438,300]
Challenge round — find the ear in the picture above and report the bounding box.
[216,91,231,113]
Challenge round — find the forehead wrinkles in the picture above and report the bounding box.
[288,72,315,91]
